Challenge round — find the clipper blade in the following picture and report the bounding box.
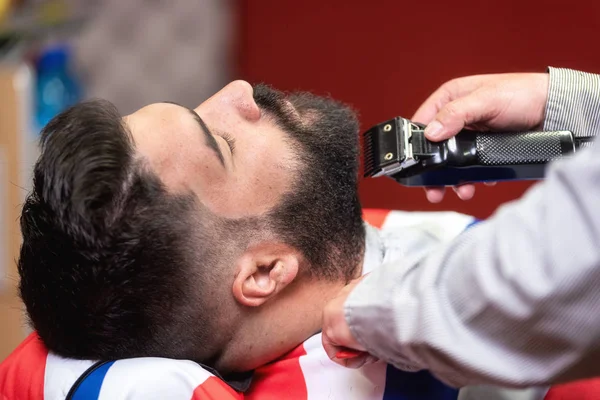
[362,127,379,177]
[362,118,404,178]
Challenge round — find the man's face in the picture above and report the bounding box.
[124,80,360,223]
[124,80,298,218]
[121,81,364,371]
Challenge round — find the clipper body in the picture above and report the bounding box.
[363,117,593,187]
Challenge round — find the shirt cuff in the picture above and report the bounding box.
[344,257,426,373]
[544,66,600,137]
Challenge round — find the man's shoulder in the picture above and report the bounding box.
[249,333,462,400]
[67,357,241,400]
[0,333,49,400]
[0,333,241,400]
[250,333,550,400]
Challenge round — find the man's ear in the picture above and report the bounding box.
[232,242,300,307]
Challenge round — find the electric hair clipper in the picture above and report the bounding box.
[363,117,595,186]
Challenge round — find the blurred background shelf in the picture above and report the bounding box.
[0,0,91,62]
[0,0,236,360]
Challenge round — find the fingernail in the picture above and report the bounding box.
[455,185,475,200]
[425,190,442,203]
[425,121,443,139]
[425,191,436,203]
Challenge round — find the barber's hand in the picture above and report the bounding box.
[412,72,550,203]
[322,277,378,368]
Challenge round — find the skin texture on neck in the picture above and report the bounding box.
[214,258,364,374]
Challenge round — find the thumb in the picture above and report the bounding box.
[424,89,498,141]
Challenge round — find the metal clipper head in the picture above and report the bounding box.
[362,117,404,178]
[363,117,431,178]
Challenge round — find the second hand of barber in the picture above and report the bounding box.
[323,276,378,368]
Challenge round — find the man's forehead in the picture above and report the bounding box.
[122,104,300,221]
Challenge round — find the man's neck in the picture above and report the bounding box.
[217,256,365,374]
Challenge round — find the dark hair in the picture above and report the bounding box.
[18,89,366,364]
[253,85,365,280]
[18,100,210,361]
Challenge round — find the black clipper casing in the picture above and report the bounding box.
[363,117,591,187]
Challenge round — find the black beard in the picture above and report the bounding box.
[252,83,365,280]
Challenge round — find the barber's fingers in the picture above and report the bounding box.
[424,89,500,142]
[412,75,493,125]
[321,299,366,358]
[453,184,476,200]
[340,353,378,369]
[412,85,453,126]
[424,187,445,203]
[322,335,367,369]
[323,339,376,369]
[424,183,476,203]
[322,277,369,368]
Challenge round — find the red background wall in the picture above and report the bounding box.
[236,1,600,219]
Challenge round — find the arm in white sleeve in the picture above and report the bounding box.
[345,67,600,388]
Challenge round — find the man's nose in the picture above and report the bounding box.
[196,80,261,122]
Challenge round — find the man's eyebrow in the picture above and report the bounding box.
[161,101,225,166]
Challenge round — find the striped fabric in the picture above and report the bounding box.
[0,333,241,400]
[245,334,458,400]
[1,209,599,399]
[544,67,600,138]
